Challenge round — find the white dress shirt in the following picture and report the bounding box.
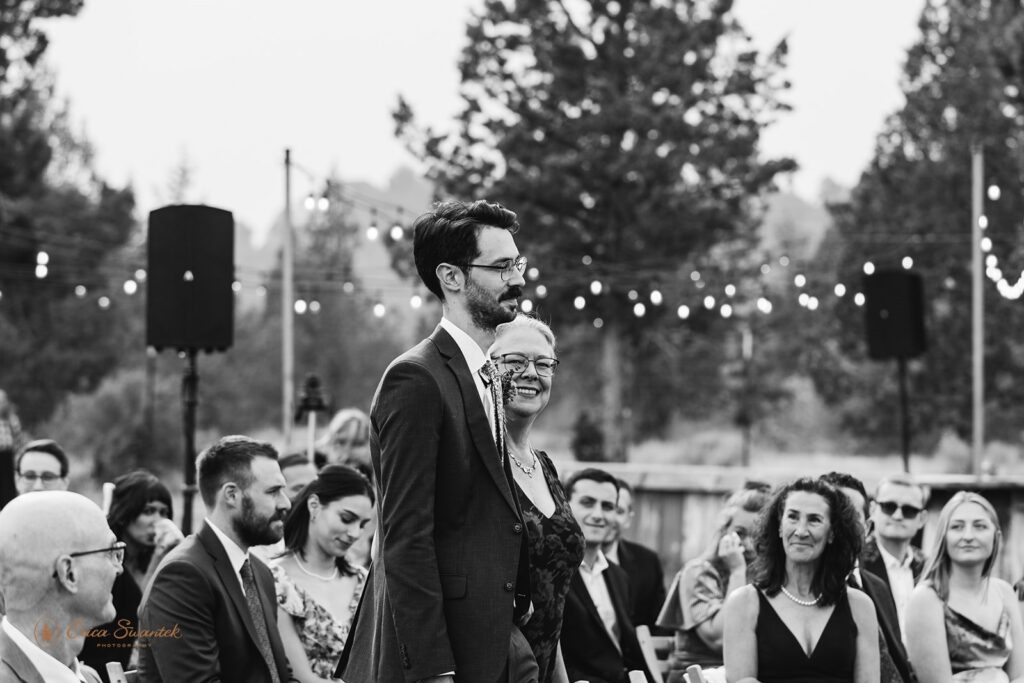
[205,517,250,595]
[1,616,88,683]
[878,543,915,638]
[579,550,621,652]
[439,317,495,438]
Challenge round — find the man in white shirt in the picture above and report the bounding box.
[136,435,295,683]
[864,473,928,636]
[562,467,651,683]
[0,491,117,683]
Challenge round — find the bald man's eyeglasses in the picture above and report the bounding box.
[52,541,127,578]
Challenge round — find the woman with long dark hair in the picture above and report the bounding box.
[270,464,374,683]
[80,469,182,681]
[723,477,879,683]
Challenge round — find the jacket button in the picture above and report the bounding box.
[512,522,523,534]
[504,581,514,592]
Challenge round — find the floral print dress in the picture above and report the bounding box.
[270,561,367,678]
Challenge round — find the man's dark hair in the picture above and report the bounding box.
[16,439,69,477]
[564,467,620,499]
[197,435,279,508]
[413,199,519,301]
[279,452,311,471]
[820,471,870,520]
[750,477,862,607]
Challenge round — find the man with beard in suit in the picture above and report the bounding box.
[338,200,535,683]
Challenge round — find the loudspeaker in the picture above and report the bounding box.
[146,205,234,351]
[863,270,926,360]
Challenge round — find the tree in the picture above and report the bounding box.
[395,0,795,458]
[812,0,1024,453]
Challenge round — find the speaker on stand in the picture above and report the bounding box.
[862,270,927,472]
[146,205,234,533]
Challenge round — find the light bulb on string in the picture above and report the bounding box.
[590,280,602,295]
[720,304,733,318]
[410,295,423,309]
[756,297,772,314]
[574,296,586,310]
[979,215,988,230]
[232,281,242,293]
[863,261,875,275]
[317,196,329,212]
[75,285,87,298]
[807,296,819,311]
[633,303,646,317]
[703,295,715,309]
[650,290,663,305]
[366,226,379,241]
[834,284,846,297]
[902,256,914,269]
[527,267,540,281]
[35,265,47,279]
[521,299,534,314]
[724,284,736,297]
[294,299,307,315]
[677,305,690,319]
[98,296,111,309]
[535,285,548,298]
[304,194,316,211]
[981,237,992,252]
[988,185,1001,201]
[135,268,147,281]
[628,290,639,301]
[986,254,998,268]
[373,303,386,318]
[309,300,321,314]
[123,280,138,295]
[36,251,49,265]
[854,292,865,306]
[794,274,806,288]
[390,225,404,241]
[593,318,604,328]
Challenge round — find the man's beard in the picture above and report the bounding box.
[234,493,286,547]
[465,277,521,330]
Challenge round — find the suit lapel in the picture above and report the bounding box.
[196,525,267,660]
[570,572,620,652]
[431,326,519,515]
[0,627,47,683]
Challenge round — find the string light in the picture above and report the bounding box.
[590,280,603,295]
[978,215,988,229]
[902,256,914,269]
[854,292,865,306]
[633,303,646,317]
[720,304,733,318]
[794,274,806,288]
[834,284,846,297]
[373,303,386,318]
[703,295,715,309]
[294,299,307,314]
[593,318,604,328]
[677,305,690,319]
[863,262,875,275]
[574,296,586,310]
[410,295,423,309]
[309,300,321,313]
[535,285,548,298]
[988,184,1001,201]
[650,290,663,305]
[521,299,534,313]
[123,280,138,295]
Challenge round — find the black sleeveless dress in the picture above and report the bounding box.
[516,451,585,683]
[756,588,857,683]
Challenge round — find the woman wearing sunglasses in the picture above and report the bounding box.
[488,314,584,683]
[905,491,1024,682]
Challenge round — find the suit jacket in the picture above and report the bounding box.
[135,523,293,683]
[0,625,101,683]
[337,325,531,683]
[857,568,915,683]
[562,560,651,683]
[862,537,925,596]
[615,539,667,629]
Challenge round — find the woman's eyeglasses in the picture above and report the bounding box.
[491,353,559,377]
[876,501,922,519]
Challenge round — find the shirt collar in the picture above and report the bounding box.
[581,549,610,575]
[205,517,249,575]
[439,317,488,374]
[877,541,914,570]
[604,540,620,564]
[1,617,85,683]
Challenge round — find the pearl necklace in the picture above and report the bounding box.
[509,448,538,477]
[780,585,820,606]
[295,554,339,581]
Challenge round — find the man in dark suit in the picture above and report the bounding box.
[338,200,534,683]
[136,436,294,683]
[604,478,666,629]
[822,472,915,683]
[562,468,651,683]
[0,491,113,683]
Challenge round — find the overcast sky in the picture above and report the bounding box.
[41,0,925,240]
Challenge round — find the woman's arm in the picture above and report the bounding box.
[694,566,747,650]
[905,583,953,683]
[848,589,880,683]
[551,641,569,683]
[276,606,334,683]
[722,585,761,683]
[994,579,1024,683]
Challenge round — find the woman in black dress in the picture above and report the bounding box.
[490,314,584,683]
[722,477,879,683]
[80,470,183,681]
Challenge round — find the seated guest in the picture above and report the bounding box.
[723,477,879,683]
[865,473,928,635]
[657,484,769,678]
[280,453,318,502]
[80,469,183,682]
[562,467,651,683]
[136,435,294,683]
[822,472,915,683]
[0,491,121,682]
[316,408,371,476]
[271,465,374,682]
[906,491,1024,682]
[604,478,666,630]
[15,438,70,494]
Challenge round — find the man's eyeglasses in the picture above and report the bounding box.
[463,256,528,282]
[877,501,922,519]
[53,541,127,578]
[491,353,559,377]
[17,471,63,483]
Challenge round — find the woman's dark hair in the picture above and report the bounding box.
[282,464,375,576]
[107,469,174,569]
[750,477,861,607]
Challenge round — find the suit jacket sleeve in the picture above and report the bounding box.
[140,558,223,682]
[375,358,456,678]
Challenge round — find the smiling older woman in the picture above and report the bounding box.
[488,314,584,683]
[722,477,879,683]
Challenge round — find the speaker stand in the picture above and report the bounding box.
[180,348,199,535]
[897,356,910,473]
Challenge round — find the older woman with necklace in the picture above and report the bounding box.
[489,314,584,683]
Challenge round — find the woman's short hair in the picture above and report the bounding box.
[107,469,174,540]
[282,464,375,576]
[922,491,1001,601]
[492,314,557,353]
[750,477,862,607]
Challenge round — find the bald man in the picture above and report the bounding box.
[0,491,121,683]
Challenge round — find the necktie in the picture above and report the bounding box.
[239,559,281,683]
[479,360,506,465]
